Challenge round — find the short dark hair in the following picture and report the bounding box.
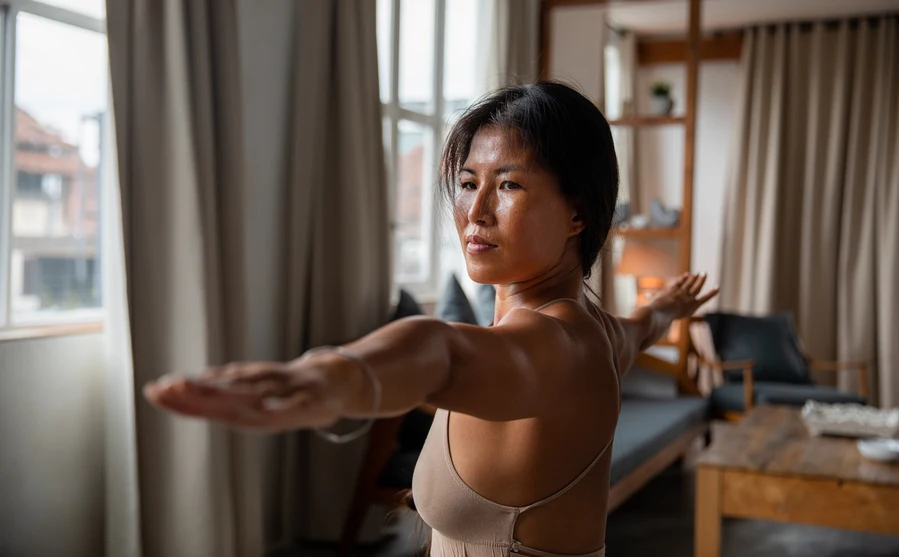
[439,81,619,278]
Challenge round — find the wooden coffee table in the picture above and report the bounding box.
[695,405,899,556]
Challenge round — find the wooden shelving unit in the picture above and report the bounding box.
[540,0,703,390]
[608,115,686,127]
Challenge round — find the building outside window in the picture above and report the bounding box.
[0,0,108,327]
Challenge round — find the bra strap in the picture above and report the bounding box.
[532,297,581,313]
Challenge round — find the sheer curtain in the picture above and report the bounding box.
[720,16,899,407]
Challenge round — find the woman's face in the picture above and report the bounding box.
[454,126,584,285]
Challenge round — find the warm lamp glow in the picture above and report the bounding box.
[615,238,680,278]
[615,238,681,306]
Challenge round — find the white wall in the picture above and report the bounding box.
[548,5,607,102]
[0,333,106,557]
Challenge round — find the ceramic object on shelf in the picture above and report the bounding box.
[801,401,899,438]
[857,438,899,463]
[650,199,680,228]
[651,94,674,116]
[629,214,650,229]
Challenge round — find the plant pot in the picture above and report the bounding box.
[651,94,673,116]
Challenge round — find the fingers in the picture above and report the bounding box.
[696,286,720,305]
[672,273,690,289]
[687,273,708,296]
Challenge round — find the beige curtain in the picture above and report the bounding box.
[106,0,389,555]
[285,0,391,543]
[484,0,540,89]
[720,16,899,407]
[106,0,259,555]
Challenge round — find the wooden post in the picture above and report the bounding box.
[695,466,722,557]
[677,0,702,374]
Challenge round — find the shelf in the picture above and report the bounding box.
[613,226,682,239]
[608,116,686,127]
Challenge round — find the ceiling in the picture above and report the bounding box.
[605,0,899,35]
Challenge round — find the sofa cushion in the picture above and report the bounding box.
[435,274,479,325]
[620,367,678,400]
[611,397,708,484]
[705,312,811,384]
[709,382,866,413]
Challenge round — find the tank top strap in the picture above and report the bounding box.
[532,297,581,313]
[518,433,614,513]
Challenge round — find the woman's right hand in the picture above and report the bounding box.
[143,352,364,433]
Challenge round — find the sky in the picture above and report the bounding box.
[15,4,107,167]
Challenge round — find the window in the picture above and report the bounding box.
[377,0,488,298]
[0,0,108,328]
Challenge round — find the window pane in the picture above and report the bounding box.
[11,13,107,322]
[398,0,435,112]
[36,0,106,19]
[394,121,432,283]
[444,0,481,120]
[376,0,392,103]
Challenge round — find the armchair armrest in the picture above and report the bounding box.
[808,359,869,398]
[697,356,756,412]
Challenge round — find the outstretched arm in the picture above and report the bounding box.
[144,306,594,431]
[614,273,718,373]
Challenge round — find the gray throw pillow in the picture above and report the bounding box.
[391,289,423,321]
[473,284,496,326]
[435,274,479,325]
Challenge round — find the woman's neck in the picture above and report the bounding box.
[493,260,585,324]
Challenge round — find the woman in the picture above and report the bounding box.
[145,82,717,556]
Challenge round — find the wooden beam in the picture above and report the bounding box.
[638,33,743,66]
[539,1,552,80]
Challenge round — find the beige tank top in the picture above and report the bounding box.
[411,299,613,557]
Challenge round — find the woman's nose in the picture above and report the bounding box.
[468,186,495,226]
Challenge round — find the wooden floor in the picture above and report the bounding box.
[273,466,899,557]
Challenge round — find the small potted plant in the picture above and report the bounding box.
[651,81,674,116]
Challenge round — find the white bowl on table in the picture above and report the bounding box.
[857,438,899,463]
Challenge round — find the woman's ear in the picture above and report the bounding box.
[569,213,586,237]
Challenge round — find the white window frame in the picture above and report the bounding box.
[0,0,107,333]
[381,0,449,302]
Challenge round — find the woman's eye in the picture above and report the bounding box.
[459,182,476,190]
[500,181,522,190]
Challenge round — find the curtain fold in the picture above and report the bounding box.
[106,0,259,555]
[720,16,899,407]
[106,0,389,553]
[284,0,391,542]
[484,0,540,89]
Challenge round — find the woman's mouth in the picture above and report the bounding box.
[466,235,498,254]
